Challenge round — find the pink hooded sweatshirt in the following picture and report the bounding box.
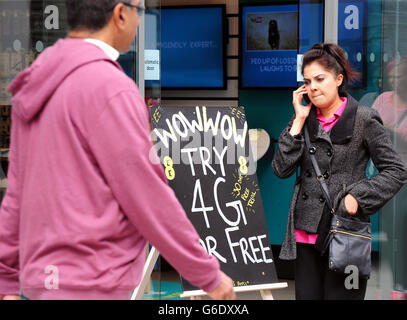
[0,39,221,299]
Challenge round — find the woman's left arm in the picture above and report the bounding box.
[348,108,407,215]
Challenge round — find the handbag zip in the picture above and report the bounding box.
[330,229,371,240]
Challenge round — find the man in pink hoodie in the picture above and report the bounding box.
[0,0,235,300]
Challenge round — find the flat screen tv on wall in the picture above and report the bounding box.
[337,0,367,89]
[239,1,324,89]
[159,5,226,90]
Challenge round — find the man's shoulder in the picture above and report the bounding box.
[82,59,133,82]
[70,60,138,96]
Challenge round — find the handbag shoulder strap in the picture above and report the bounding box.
[304,124,335,213]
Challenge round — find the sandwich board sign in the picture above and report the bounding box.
[149,105,284,297]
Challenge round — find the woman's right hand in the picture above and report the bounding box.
[292,85,312,120]
[289,85,312,136]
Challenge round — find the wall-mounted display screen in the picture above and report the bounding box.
[299,0,324,54]
[239,1,324,89]
[338,0,366,88]
[160,5,226,89]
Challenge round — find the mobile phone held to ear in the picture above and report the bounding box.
[303,93,311,105]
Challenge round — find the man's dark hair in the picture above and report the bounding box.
[65,0,129,31]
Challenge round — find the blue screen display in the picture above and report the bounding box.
[241,4,299,88]
[338,0,365,88]
[240,1,323,88]
[161,6,225,89]
[299,0,324,54]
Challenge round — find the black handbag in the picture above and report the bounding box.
[304,124,372,278]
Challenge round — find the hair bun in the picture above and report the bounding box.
[302,43,360,94]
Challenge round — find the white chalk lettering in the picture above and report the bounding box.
[202,107,221,136]
[258,234,273,263]
[248,236,262,263]
[153,107,248,149]
[202,235,227,263]
[181,148,197,176]
[225,227,274,265]
[214,178,247,227]
[199,147,216,176]
[225,226,240,263]
[239,237,255,264]
[191,179,214,228]
[220,115,233,140]
[154,119,178,148]
[172,114,189,138]
[212,146,228,177]
[178,108,204,133]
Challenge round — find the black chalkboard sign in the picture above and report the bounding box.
[150,106,278,291]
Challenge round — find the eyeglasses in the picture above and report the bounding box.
[107,2,145,16]
[123,2,145,15]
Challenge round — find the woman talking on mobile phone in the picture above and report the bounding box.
[272,43,407,300]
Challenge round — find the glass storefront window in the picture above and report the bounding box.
[376,0,407,300]
[145,0,161,108]
[0,1,68,105]
[0,0,167,301]
[340,0,407,300]
[1,0,68,202]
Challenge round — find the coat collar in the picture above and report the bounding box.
[306,93,359,144]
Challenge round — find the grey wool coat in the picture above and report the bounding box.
[272,93,407,260]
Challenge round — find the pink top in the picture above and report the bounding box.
[0,39,221,299]
[372,91,407,166]
[295,97,347,244]
[372,91,407,140]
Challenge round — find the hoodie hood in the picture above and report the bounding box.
[8,38,122,122]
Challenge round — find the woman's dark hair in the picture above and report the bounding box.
[65,0,129,31]
[301,43,359,95]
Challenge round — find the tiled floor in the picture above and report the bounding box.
[147,269,295,300]
[145,252,405,300]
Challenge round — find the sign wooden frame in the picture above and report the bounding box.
[131,246,288,300]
